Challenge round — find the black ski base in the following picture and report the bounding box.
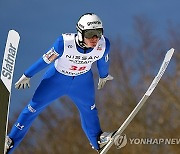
[0,79,10,154]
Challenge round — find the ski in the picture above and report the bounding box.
[0,30,20,154]
[100,48,174,154]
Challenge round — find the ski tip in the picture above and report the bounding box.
[169,48,175,53]
[166,48,174,59]
[9,29,20,38]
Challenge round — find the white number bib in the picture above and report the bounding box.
[54,33,106,76]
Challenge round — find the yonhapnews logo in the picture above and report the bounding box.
[114,134,180,149]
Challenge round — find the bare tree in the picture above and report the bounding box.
[10,16,180,154]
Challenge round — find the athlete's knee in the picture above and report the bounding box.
[29,99,47,111]
[22,101,42,116]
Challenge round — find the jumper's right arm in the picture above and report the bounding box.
[15,36,64,89]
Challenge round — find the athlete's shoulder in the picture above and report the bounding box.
[52,35,64,55]
[54,33,75,43]
[104,36,110,46]
[103,36,110,53]
[53,34,64,45]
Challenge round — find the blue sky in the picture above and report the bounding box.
[0,0,180,117]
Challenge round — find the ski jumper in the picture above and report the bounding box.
[8,33,110,152]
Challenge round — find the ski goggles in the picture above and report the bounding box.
[83,28,103,39]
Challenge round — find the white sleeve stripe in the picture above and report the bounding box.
[42,48,59,64]
[105,54,109,62]
[42,55,51,64]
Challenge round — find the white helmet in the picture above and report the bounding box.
[76,13,103,46]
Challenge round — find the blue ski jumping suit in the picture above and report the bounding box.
[8,33,111,153]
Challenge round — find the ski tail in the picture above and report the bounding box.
[0,30,20,154]
[100,48,174,154]
[1,30,20,92]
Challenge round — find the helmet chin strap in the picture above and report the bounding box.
[75,35,90,49]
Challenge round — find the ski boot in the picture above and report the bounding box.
[97,132,115,153]
[5,136,14,154]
